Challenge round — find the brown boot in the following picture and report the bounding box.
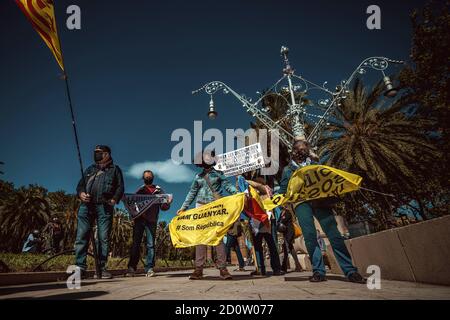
[189,268,203,280]
[220,268,233,280]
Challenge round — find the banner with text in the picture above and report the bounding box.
[263,165,362,210]
[214,143,265,177]
[169,193,246,248]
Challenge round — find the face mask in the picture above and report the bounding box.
[94,152,104,163]
[144,178,153,185]
[293,148,309,162]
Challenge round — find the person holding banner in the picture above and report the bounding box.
[75,145,124,279]
[177,150,237,280]
[278,140,365,283]
[126,170,172,277]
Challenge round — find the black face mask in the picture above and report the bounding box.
[144,178,153,185]
[292,148,309,162]
[94,152,104,163]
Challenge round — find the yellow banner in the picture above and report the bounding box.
[263,165,362,210]
[16,0,65,70]
[169,193,246,248]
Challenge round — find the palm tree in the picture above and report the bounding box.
[252,90,313,181]
[46,191,80,250]
[109,210,132,257]
[0,184,51,252]
[318,78,438,225]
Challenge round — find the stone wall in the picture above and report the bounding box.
[292,215,450,286]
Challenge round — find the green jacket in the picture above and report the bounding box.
[181,169,237,210]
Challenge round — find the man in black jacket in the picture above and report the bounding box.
[126,170,171,277]
[75,145,124,279]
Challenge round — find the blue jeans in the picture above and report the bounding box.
[128,218,157,272]
[253,232,281,273]
[294,202,357,277]
[75,203,113,270]
[225,235,245,268]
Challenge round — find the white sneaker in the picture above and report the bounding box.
[146,269,155,277]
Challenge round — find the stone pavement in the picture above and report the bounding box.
[1,268,449,300]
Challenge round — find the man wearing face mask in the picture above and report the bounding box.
[75,145,124,279]
[278,139,365,284]
[126,170,172,277]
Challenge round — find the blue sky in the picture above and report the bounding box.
[0,0,427,221]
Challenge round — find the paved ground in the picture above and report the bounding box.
[1,268,450,300]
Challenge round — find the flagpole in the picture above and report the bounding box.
[62,74,86,183]
[58,48,103,280]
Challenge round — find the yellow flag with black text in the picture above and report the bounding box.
[16,0,65,70]
[169,193,246,248]
[263,165,362,210]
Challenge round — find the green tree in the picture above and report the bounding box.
[110,209,133,257]
[46,190,80,250]
[0,184,51,252]
[318,78,439,225]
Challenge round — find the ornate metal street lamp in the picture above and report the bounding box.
[193,46,403,150]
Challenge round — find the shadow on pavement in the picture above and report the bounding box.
[0,280,121,296]
[4,290,109,300]
[165,272,195,278]
[284,275,349,282]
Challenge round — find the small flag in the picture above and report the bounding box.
[244,186,269,223]
[16,0,65,70]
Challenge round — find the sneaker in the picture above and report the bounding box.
[146,269,156,277]
[348,272,366,284]
[234,267,246,272]
[309,271,326,282]
[125,267,136,277]
[219,268,232,280]
[189,268,203,280]
[94,269,113,279]
[272,270,285,276]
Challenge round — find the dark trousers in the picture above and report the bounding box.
[128,218,157,272]
[253,232,281,273]
[270,217,278,244]
[75,203,113,270]
[281,235,302,271]
[225,235,245,268]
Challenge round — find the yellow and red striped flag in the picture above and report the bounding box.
[15,0,65,70]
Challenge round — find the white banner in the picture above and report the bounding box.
[214,143,265,177]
